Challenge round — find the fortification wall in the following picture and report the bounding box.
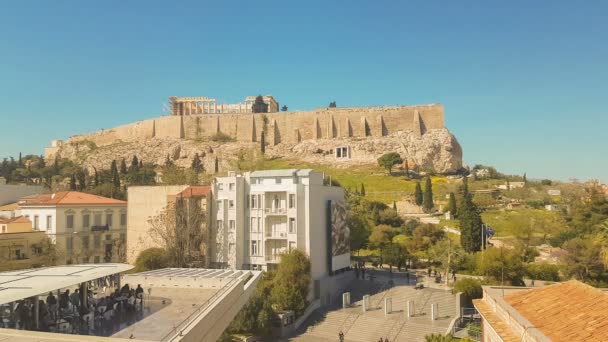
[63,104,444,148]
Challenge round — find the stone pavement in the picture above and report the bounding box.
[290,270,456,342]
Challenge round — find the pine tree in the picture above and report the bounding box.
[423,176,434,212]
[69,174,77,190]
[130,156,139,173]
[111,160,121,189]
[448,192,457,217]
[360,183,366,196]
[414,181,423,206]
[459,194,483,252]
[120,159,128,174]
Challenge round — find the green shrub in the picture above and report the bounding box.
[453,278,483,304]
[525,262,561,282]
[210,132,235,142]
[134,248,169,272]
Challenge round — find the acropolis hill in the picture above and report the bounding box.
[45,95,463,174]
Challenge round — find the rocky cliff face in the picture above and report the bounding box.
[52,128,463,174]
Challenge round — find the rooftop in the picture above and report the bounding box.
[0,202,20,211]
[503,280,608,341]
[0,215,30,224]
[0,264,133,305]
[19,191,127,207]
[175,185,211,198]
[249,168,314,178]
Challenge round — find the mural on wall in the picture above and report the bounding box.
[331,200,350,257]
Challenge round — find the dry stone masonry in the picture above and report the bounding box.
[45,100,463,174]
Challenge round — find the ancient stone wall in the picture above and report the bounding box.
[59,104,444,149]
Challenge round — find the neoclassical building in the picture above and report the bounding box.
[170,95,279,115]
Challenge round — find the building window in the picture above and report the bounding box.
[94,234,101,248]
[251,217,257,232]
[229,220,235,230]
[289,218,296,233]
[229,200,234,209]
[94,213,102,226]
[82,236,89,250]
[274,196,280,209]
[218,183,224,191]
[251,195,257,209]
[106,214,113,228]
[83,214,90,229]
[289,194,296,208]
[46,215,52,230]
[251,240,258,256]
[120,213,127,226]
[336,146,349,159]
[66,215,74,230]
[229,183,235,191]
[33,215,39,230]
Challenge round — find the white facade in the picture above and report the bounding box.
[20,203,127,264]
[210,169,349,301]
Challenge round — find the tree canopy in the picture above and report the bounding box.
[377,152,402,175]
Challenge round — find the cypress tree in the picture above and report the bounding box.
[53,155,60,174]
[130,156,139,173]
[191,153,202,172]
[506,179,510,191]
[393,201,397,211]
[523,173,527,184]
[69,174,77,190]
[18,152,22,166]
[111,160,121,189]
[459,193,483,252]
[214,157,219,173]
[93,168,99,187]
[404,160,409,178]
[423,176,433,212]
[120,159,128,174]
[448,192,457,217]
[139,160,143,169]
[414,181,423,206]
[260,131,266,154]
[360,183,366,196]
[462,177,469,197]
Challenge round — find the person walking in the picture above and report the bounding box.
[339,331,344,342]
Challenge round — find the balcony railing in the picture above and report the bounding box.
[265,230,287,239]
[91,224,109,232]
[265,255,281,263]
[265,207,287,215]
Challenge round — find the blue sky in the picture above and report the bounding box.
[0,1,606,182]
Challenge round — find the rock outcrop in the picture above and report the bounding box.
[51,128,462,174]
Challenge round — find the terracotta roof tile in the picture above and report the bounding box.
[473,299,520,342]
[503,280,608,341]
[0,216,31,224]
[176,186,211,198]
[20,191,126,206]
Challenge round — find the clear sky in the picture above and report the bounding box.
[0,1,606,182]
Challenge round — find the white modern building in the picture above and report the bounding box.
[18,191,128,264]
[211,169,352,304]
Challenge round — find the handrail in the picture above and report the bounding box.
[159,276,242,342]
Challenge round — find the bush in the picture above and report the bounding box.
[210,132,235,142]
[525,262,561,282]
[453,278,483,304]
[134,248,169,272]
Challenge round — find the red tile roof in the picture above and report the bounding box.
[504,280,608,341]
[0,216,31,224]
[20,191,126,206]
[176,186,211,198]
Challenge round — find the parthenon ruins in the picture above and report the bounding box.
[170,95,279,115]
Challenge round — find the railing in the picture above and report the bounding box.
[265,207,287,215]
[265,230,287,238]
[91,224,109,232]
[159,276,241,342]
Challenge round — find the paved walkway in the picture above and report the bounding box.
[290,271,456,342]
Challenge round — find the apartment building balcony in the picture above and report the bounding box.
[265,207,287,215]
[265,255,282,263]
[265,230,288,239]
